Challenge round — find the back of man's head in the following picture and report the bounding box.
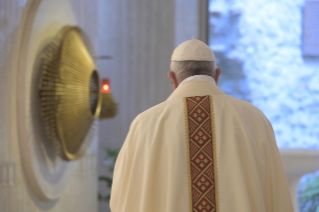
[170,60,216,83]
[169,38,221,88]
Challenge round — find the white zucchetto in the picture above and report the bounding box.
[171,38,215,61]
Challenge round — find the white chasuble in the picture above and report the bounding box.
[110,80,293,212]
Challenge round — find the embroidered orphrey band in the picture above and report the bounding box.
[184,96,218,212]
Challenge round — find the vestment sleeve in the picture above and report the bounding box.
[263,118,294,212]
[109,119,139,212]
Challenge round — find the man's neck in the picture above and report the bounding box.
[178,75,216,88]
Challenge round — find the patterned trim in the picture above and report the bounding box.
[184,95,218,212]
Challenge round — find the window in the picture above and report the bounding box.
[208,0,319,149]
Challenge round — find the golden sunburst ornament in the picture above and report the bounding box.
[39,26,101,161]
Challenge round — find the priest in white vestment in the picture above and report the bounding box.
[110,39,293,212]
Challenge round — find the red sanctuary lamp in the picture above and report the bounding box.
[99,78,117,119]
[101,79,111,94]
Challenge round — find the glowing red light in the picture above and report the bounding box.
[101,79,111,93]
[103,84,109,91]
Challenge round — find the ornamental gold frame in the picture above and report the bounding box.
[39,25,101,161]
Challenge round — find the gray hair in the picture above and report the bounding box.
[170,60,217,83]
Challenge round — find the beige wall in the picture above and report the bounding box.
[0,0,99,211]
[97,0,175,211]
[97,0,175,151]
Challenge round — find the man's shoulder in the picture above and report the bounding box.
[133,95,269,126]
[213,95,269,121]
[133,98,182,124]
[226,95,270,122]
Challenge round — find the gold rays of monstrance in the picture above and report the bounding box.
[39,26,101,161]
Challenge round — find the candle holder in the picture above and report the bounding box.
[99,78,118,119]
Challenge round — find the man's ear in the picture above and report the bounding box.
[167,71,179,90]
[214,68,222,85]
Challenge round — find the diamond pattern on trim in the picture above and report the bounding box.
[185,95,217,212]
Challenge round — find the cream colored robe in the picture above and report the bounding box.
[110,80,293,212]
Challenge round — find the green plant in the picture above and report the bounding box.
[98,149,120,202]
[299,173,319,212]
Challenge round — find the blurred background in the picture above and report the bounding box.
[99,0,319,211]
[0,0,318,212]
[207,0,319,211]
